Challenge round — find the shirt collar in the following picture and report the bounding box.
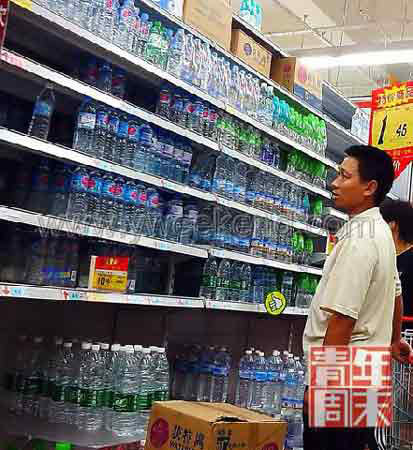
[336,207,382,241]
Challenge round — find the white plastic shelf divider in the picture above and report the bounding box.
[0,407,145,448]
[0,127,328,238]
[10,2,339,169]
[208,248,323,276]
[0,283,205,308]
[0,206,209,259]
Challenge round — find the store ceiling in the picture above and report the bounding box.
[232,0,413,98]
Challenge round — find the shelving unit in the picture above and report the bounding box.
[0,1,368,448]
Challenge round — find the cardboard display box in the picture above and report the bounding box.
[145,401,287,450]
[231,29,272,77]
[183,0,233,51]
[271,57,323,110]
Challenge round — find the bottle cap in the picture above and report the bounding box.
[92,344,100,351]
[245,350,252,355]
[55,442,71,450]
[134,345,143,352]
[143,347,151,354]
[158,348,166,353]
[126,347,134,354]
[64,342,73,348]
[111,344,121,352]
[81,342,91,350]
[273,350,280,356]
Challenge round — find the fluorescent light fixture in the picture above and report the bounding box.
[301,49,413,69]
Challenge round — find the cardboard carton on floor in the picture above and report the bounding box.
[183,0,233,51]
[144,401,287,450]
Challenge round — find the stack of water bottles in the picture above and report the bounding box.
[6,335,169,437]
[286,150,328,190]
[239,0,263,31]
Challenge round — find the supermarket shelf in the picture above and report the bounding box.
[9,2,339,170]
[0,128,329,238]
[323,207,348,222]
[0,407,145,448]
[0,284,205,308]
[311,252,327,266]
[205,300,308,316]
[208,248,323,276]
[0,206,209,259]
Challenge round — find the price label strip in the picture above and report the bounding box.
[264,291,287,316]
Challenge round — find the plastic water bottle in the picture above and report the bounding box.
[199,257,218,300]
[153,348,169,402]
[167,29,185,78]
[115,114,129,164]
[97,61,113,93]
[215,259,231,302]
[28,84,55,140]
[111,347,140,436]
[228,262,242,302]
[137,348,153,432]
[210,347,231,403]
[235,350,254,408]
[86,169,103,225]
[112,176,125,230]
[281,368,297,418]
[145,21,163,66]
[263,350,283,417]
[24,158,50,214]
[65,166,89,222]
[239,264,252,303]
[73,98,96,154]
[93,106,109,158]
[250,351,267,411]
[95,0,118,42]
[121,118,139,169]
[181,33,195,83]
[156,89,172,119]
[281,272,294,307]
[136,123,153,173]
[100,172,116,228]
[117,0,135,51]
[102,343,120,429]
[144,188,161,237]
[165,196,183,241]
[76,344,105,431]
[197,346,215,402]
[122,180,138,232]
[180,203,198,244]
[135,13,150,57]
[104,109,120,161]
[212,155,227,197]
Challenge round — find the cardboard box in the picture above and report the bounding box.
[145,401,287,450]
[231,29,272,77]
[183,0,232,51]
[271,57,323,110]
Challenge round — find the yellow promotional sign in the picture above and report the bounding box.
[88,256,129,292]
[265,291,287,316]
[11,0,32,10]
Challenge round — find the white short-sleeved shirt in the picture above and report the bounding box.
[303,207,400,363]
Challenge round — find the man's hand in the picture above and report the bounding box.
[391,339,413,364]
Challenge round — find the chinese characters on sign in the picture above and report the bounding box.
[309,346,393,428]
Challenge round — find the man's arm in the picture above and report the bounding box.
[392,295,403,345]
[323,312,356,346]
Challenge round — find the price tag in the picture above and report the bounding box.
[62,290,85,301]
[87,292,107,302]
[89,256,129,292]
[264,291,287,316]
[10,286,25,297]
[155,241,170,251]
[94,159,112,172]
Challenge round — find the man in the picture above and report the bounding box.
[302,145,413,450]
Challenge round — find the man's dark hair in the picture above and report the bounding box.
[380,200,413,244]
[345,145,395,205]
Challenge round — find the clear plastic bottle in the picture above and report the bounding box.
[199,257,218,300]
[153,348,169,402]
[111,347,141,436]
[86,169,103,226]
[167,29,185,78]
[164,196,183,242]
[104,109,120,161]
[197,346,215,402]
[28,84,55,140]
[229,262,242,302]
[235,350,254,408]
[123,118,139,169]
[49,164,72,218]
[117,0,135,51]
[136,123,154,173]
[135,13,150,57]
[93,105,110,158]
[215,259,231,302]
[263,350,283,417]
[281,368,297,418]
[212,154,227,197]
[97,61,113,93]
[137,348,153,432]
[250,351,267,411]
[73,98,96,154]
[25,158,51,214]
[76,343,105,431]
[100,172,117,229]
[103,343,120,429]
[122,180,138,233]
[66,166,89,223]
[115,113,129,164]
[210,347,231,403]
[180,203,199,245]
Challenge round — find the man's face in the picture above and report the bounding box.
[331,157,375,212]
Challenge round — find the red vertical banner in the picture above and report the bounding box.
[0,0,9,51]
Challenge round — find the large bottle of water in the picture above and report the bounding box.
[49,164,72,218]
[137,348,153,432]
[123,118,139,169]
[199,258,218,300]
[216,259,231,302]
[73,98,96,154]
[102,343,120,429]
[100,172,116,229]
[165,196,183,242]
[86,169,103,226]
[66,166,89,223]
[28,84,55,140]
[135,13,150,57]
[25,158,51,215]
[180,203,198,245]
[111,347,141,436]
[183,345,201,401]
[115,114,130,164]
[153,348,169,402]
[239,264,252,303]
[167,29,185,78]
[263,350,283,417]
[210,347,231,403]
[281,368,297,418]
[235,350,254,408]
[48,342,74,424]
[117,0,136,51]
[250,351,267,411]
[76,344,105,431]
[197,346,215,402]
[136,123,153,173]
[93,105,110,158]
[105,110,120,161]
[122,180,138,233]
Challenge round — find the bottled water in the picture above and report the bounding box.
[137,348,153,432]
[87,169,103,226]
[103,344,120,429]
[95,0,118,43]
[210,347,231,403]
[111,347,141,436]
[122,180,138,232]
[122,118,139,169]
[112,176,125,230]
[76,344,105,431]
[145,188,161,237]
[105,109,120,161]
[235,350,254,408]
[145,21,164,66]
[136,123,154,173]
[212,154,227,197]
[197,346,215,402]
[182,345,200,401]
[180,203,198,244]
[66,166,89,223]
[164,196,183,241]
[135,184,147,235]
[156,89,172,119]
[199,258,218,300]
[263,350,283,417]
[97,61,113,93]
[25,234,48,285]
[216,259,231,302]
[250,351,267,411]
[117,0,135,51]
[129,10,141,56]
[281,272,294,307]
[49,342,74,424]
[181,33,195,83]
[24,158,50,214]
[93,106,110,158]
[229,262,242,302]
[233,161,247,203]
[100,172,117,229]
[28,84,55,140]
[281,368,297,418]
[153,348,169,401]
[239,264,252,303]
[135,13,150,57]
[73,98,96,154]
[115,113,129,164]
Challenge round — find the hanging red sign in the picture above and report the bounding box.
[369,82,413,177]
[0,0,9,51]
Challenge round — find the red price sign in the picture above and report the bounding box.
[0,0,9,51]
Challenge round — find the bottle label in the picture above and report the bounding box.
[189,172,201,187]
[108,116,120,134]
[137,392,152,410]
[104,390,114,408]
[230,280,242,290]
[72,174,89,192]
[52,384,67,402]
[246,190,256,203]
[34,101,53,118]
[96,111,109,128]
[255,371,268,382]
[128,125,139,142]
[124,185,138,204]
[78,112,96,130]
[184,100,194,114]
[216,278,230,289]
[113,393,139,412]
[102,181,117,198]
[201,179,211,191]
[79,389,105,407]
[147,191,159,208]
[163,144,174,158]
[202,274,216,288]
[167,204,183,217]
[32,172,50,192]
[137,190,147,207]
[121,6,132,18]
[118,120,129,138]
[159,92,171,104]
[212,178,225,192]
[88,177,103,194]
[52,174,70,194]
[239,370,251,380]
[153,390,169,402]
[212,367,229,376]
[65,386,81,404]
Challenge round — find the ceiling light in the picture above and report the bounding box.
[300,49,413,70]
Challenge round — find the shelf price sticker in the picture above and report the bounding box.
[264,291,287,316]
[370,82,413,177]
[88,256,129,292]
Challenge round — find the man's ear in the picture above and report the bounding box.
[364,179,378,200]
